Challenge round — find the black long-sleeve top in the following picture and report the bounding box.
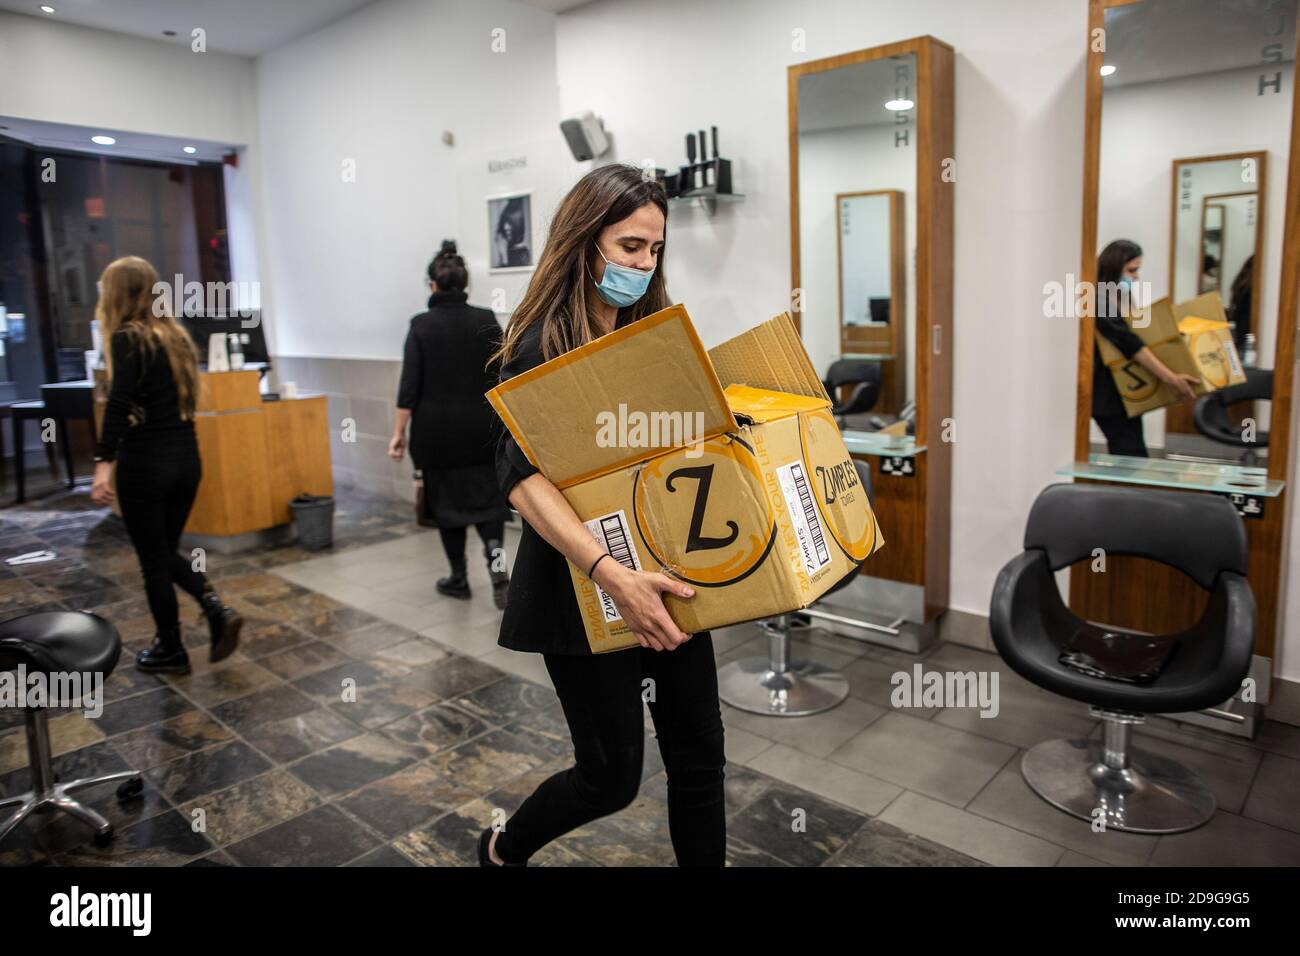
[95,327,195,462]
[1091,294,1146,420]
[396,290,503,472]
[494,310,635,656]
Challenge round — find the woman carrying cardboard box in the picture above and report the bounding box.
[1091,239,1201,457]
[478,164,726,868]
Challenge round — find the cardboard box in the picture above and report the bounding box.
[487,305,884,653]
[1096,290,1245,418]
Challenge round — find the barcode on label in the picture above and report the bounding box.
[583,510,642,623]
[777,460,830,574]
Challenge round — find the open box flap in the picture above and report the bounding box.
[707,312,831,404]
[486,304,736,489]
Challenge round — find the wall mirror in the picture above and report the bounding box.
[796,55,915,417]
[1073,0,1300,725]
[837,189,905,411]
[1089,0,1292,470]
[789,37,953,648]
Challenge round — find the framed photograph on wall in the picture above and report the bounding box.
[487,191,534,272]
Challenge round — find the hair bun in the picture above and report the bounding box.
[439,239,458,256]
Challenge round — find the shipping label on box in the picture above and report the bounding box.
[487,305,884,653]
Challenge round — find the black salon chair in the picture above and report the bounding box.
[717,459,872,716]
[1193,368,1271,464]
[990,483,1254,834]
[824,360,882,428]
[0,611,143,847]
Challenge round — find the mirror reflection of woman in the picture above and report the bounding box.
[477,164,725,868]
[1091,239,1201,458]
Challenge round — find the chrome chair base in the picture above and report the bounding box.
[0,770,143,846]
[0,708,143,847]
[1020,736,1216,835]
[717,614,849,716]
[717,656,849,716]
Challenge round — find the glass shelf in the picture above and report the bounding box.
[841,430,925,459]
[839,352,895,361]
[1057,454,1284,497]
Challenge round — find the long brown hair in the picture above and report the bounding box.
[96,256,200,419]
[494,164,669,366]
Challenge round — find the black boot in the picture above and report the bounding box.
[136,625,191,675]
[198,585,243,663]
[485,539,509,611]
[477,827,526,867]
[436,559,471,600]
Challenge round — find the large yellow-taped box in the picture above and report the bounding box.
[487,304,884,654]
[1096,290,1246,418]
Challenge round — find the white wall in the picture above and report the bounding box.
[254,0,563,360]
[555,0,1089,626]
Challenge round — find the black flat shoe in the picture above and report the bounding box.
[477,827,525,867]
[437,574,472,600]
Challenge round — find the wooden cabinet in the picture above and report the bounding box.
[93,369,333,540]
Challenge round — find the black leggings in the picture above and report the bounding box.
[116,443,208,632]
[494,631,727,867]
[1094,413,1148,458]
[438,521,505,568]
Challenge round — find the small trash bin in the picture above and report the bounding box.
[289,494,335,550]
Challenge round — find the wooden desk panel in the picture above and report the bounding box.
[188,410,275,536]
[262,397,334,526]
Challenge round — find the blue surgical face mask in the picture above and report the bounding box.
[1118,276,1135,288]
[590,241,655,308]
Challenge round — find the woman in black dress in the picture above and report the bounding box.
[477,165,726,868]
[1091,239,1201,457]
[389,241,511,608]
[88,256,242,674]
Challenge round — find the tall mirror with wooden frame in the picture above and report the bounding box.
[789,35,954,649]
[1071,0,1299,736]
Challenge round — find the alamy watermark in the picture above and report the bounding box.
[595,404,705,458]
[0,665,104,718]
[152,276,261,326]
[1043,276,1152,326]
[891,664,1000,718]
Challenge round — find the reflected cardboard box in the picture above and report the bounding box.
[1097,290,1246,418]
[487,305,884,653]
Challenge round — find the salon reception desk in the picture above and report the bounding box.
[93,369,333,543]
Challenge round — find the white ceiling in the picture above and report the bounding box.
[797,55,916,133]
[1104,0,1297,88]
[0,115,236,162]
[0,0,380,56]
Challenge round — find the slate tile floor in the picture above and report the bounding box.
[2,485,1298,867]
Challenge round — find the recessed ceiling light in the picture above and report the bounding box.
[91,135,116,146]
[183,146,197,154]
[884,99,914,111]
[39,5,56,14]
[1100,64,1116,77]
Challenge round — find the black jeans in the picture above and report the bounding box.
[438,521,505,569]
[1094,414,1148,457]
[116,441,208,633]
[494,631,727,867]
